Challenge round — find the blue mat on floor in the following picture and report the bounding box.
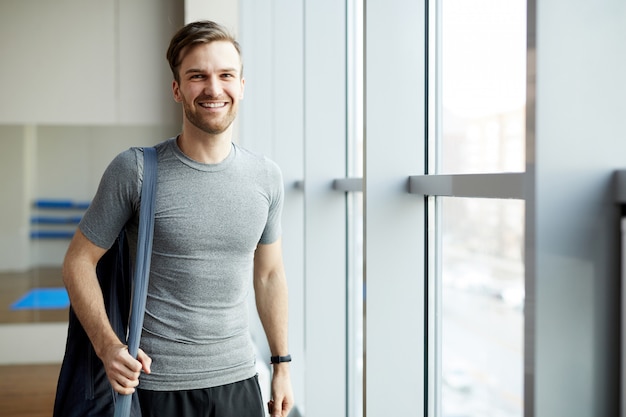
[10,287,69,310]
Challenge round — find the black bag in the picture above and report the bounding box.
[53,231,142,416]
[53,147,157,417]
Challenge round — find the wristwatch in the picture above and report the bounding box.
[270,354,292,364]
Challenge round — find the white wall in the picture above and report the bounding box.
[0,0,184,270]
[185,0,238,31]
[0,0,181,125]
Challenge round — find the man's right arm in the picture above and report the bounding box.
[63,229,151,394]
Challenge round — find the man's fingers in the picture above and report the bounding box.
[268,397,292,417]
[104,344,144,394]
[110,376,138,395]
[137,348,152,374]
[109,356,140,395]
[110,366,141,395]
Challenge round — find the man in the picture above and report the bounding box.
[63,20,293,417]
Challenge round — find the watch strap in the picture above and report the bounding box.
[270,354,292,364]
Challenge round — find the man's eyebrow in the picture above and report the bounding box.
[184,67,240,75]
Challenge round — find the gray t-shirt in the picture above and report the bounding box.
[79,137,284,390]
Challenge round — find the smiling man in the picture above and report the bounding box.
[173,38,243,139]
[60,21,293,417]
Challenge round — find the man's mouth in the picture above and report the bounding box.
[199,102,227,109]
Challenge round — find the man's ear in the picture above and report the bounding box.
[240,77,245,99]
[172,80,182,103]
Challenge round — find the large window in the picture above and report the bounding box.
[428,1,527,416]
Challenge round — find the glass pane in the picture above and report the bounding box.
[439,0,526,174]
[347,0,364,415]
[348,192,364,417]
[440,197,524,417]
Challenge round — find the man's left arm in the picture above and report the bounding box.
[254,237,293,417]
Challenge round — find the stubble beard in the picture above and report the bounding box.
[183,99,238,135]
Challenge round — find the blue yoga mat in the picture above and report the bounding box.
[11,288,70,310]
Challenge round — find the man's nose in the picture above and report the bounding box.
[203,76,221,96]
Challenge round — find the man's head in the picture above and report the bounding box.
[167,20,242,83]
[167,21,245,137]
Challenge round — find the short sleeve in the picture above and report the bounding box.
[259,158,284,245]
[78,148,142,249]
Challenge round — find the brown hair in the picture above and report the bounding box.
[166,20,242,82]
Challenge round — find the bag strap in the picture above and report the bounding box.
[115,147,158,417]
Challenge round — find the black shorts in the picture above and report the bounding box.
[137,375,265,417]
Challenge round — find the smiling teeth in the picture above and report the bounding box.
[201,102,226,108]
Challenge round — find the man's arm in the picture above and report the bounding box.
[63,229,151,394]
[254,238,293,417]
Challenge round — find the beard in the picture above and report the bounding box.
[182,96,238,135]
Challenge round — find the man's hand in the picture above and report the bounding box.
[268,365,293,417]
[100,343,152,394]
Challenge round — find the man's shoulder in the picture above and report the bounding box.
[102,148,139,178]
[111,138,174,174]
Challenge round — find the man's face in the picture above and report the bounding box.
[172,41,245,136]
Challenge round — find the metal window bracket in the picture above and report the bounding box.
[408,173,526,199]
[332,177,363,193]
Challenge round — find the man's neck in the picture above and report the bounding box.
[176,129,233,164]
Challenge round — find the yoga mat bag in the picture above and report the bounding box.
[53,147,157,417]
